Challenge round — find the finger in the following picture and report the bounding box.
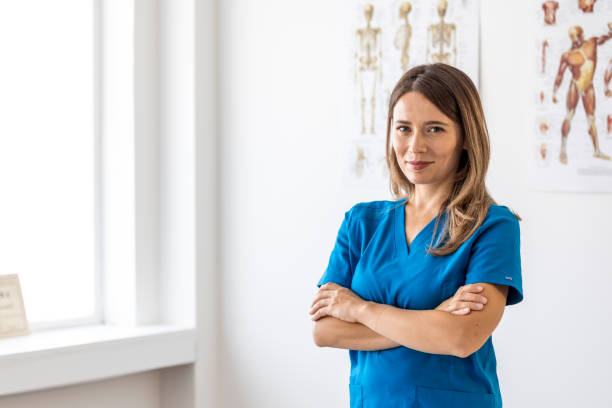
[457,301,483,311]
[310,291,331,308]
[459,292,488,305]
[311,306,328,321]
[310,296,320,308]
[452,307,470,315]
[310,295,321,308]
[310,298,330,315]
[464,284,484,292]
[449,301,482,314]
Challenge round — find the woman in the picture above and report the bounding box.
[309,63,523,408]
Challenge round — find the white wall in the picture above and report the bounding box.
[217,0,612,407]
[482,2,612,408]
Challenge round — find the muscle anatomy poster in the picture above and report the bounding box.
[532,0,612,192]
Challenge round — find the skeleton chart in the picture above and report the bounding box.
[341,0,480,189]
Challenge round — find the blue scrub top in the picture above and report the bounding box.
[316,198,523,408]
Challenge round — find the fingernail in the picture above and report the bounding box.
[477,286,483,290]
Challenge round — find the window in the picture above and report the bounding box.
[0,0,99,329]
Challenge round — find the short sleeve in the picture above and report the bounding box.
[316,208,359,289]
[464,214,524,306]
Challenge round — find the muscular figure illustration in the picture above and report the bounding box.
[540,142,548,160]
[604,58,612,97]
[354,4,382,135]
[427,0,457,65]
[394,2,412,72]
[542,39,549,73]
[542,1,559,25]
[578,0,596,13]
[552,24,612,164]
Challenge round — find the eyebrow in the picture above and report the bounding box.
[394,120,449,126]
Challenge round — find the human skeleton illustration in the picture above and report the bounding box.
[354,4,382,135]
[353,145,368,178]
[552,24,612,164]
[394,2,412,72]
[426,0,457,65]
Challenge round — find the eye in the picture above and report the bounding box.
[429,126,444,133]
[396,126,410,133]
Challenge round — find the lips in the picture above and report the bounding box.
[407,161,433,170]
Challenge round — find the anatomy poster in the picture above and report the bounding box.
[532,0,612,192]
[341,0,480,189]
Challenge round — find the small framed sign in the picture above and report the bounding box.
[0,274,30,339]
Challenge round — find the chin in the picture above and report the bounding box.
[404,174,431,184]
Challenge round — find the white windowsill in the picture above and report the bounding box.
[0,324,197,397]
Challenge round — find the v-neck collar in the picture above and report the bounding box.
[394,198,440,257]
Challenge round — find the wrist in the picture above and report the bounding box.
[355,300,373,323]
[357,301,385,330]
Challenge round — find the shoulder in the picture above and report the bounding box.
[346,199,401,222]
[473,203,521,241]
[485,203,520,222]
[341,199,401,250]
[342,199,402,238]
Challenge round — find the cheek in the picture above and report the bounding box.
[391,135,403,153]
[432,139,459,158]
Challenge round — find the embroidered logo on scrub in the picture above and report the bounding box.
[505,276,513,280]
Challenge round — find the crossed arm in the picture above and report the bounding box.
[312,282,509,358]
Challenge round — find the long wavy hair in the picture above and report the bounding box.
[385,63,521,256]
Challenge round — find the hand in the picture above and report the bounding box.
[435,283,488,315]
[309,282,367,323]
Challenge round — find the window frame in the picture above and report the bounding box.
[0,0,207,399]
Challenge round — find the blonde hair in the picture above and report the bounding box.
[384,63,521,256]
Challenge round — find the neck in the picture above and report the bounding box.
[408,181,453,214]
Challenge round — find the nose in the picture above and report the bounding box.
[407,128,427,155]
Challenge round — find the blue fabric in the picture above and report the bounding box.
[317,198,523,408]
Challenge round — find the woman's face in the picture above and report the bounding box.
[391,91,465,187]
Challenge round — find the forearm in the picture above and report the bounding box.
[357,302,464,357]
[313,316,402,351]
[598,32,612,45]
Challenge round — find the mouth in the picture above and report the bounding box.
[407,161,433,170]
